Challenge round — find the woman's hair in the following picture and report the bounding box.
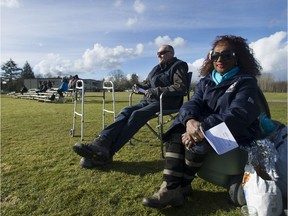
[200,35,262,77]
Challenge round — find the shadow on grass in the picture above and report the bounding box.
[89,160,164,176]
[70,98,130,104]
[159,189,235,215]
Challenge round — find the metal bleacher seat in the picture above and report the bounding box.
[129,72,193,158]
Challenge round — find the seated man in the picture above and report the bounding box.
[73,44,189,169]
[20,85,28,95]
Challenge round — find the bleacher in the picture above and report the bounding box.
[7,88,74,103]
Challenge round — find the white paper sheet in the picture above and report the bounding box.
[138,87,146,94]
[200,122,239,155]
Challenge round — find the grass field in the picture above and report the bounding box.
[1,92,287,216]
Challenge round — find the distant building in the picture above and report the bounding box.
[24,78,60,90]
[24,78,103,92]
[82,79,103,91]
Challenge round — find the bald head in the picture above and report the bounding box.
[157,44,174,64]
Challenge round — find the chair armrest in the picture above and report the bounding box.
[129,92,135,106]
[159,91,182,115]
[159,92,165,117]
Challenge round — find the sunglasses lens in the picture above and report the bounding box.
[157,50,170,56]
[211,53,220,61]
[211,51,235,61]
[222,53,233,59]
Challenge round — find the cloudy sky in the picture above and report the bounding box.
[1,0,287,82]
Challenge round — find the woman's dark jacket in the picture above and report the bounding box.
[165,71,263,146]
[138,57,188,109]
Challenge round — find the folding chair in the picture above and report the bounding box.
[129,72,193,158]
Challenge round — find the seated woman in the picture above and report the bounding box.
[57,77,68,98]
[142,35,264,208]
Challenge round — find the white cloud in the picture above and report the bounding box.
[126,17,138,27]
[0,0,20,8]
[134,0,145,14]
[188,58,205,81]
[127,0,146,27]
[75,43,143,71]
[33,53,73,77]
[113,0,122,7]
[32,32,287,82]
[249,31,287,80]
[135,43,144,55]
[34,44,144,77]
[154,35,187,47]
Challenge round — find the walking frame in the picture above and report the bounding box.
[70,80,116,141]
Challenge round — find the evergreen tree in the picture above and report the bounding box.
[1,59,22,91]
[21,61,35,79]
[129,73,139,85]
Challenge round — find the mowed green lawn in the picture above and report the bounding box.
[1,92,287,216]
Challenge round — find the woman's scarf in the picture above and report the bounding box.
[212,66,239,85]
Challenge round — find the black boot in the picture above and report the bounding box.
[142,182,184,208]
[73,136,112,162]
[181,184,192,197]
[79,157,113,169]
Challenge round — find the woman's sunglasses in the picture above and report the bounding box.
[209,50,236,62]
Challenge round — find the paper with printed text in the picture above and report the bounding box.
[200,122,238,155]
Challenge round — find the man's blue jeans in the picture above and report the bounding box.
[99,99,160,155]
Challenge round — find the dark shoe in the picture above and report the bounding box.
[142,182,184,208]
[73,136,111,161]
[181,184,192,197]
[79,157,112,169]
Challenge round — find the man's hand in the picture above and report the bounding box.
[145,88,155,98]
[132,84,139,93]
[132,84,146,94]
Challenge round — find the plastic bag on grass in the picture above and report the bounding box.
[242,153,283,216]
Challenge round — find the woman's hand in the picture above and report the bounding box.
[182,119,205,149]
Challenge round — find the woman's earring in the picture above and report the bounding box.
[209,50,213,61]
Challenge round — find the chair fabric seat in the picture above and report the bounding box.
[155,109,180,116]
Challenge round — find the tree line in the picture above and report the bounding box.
[1,59,35,92]
[0,59,141,92]
[1,58,287,93]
